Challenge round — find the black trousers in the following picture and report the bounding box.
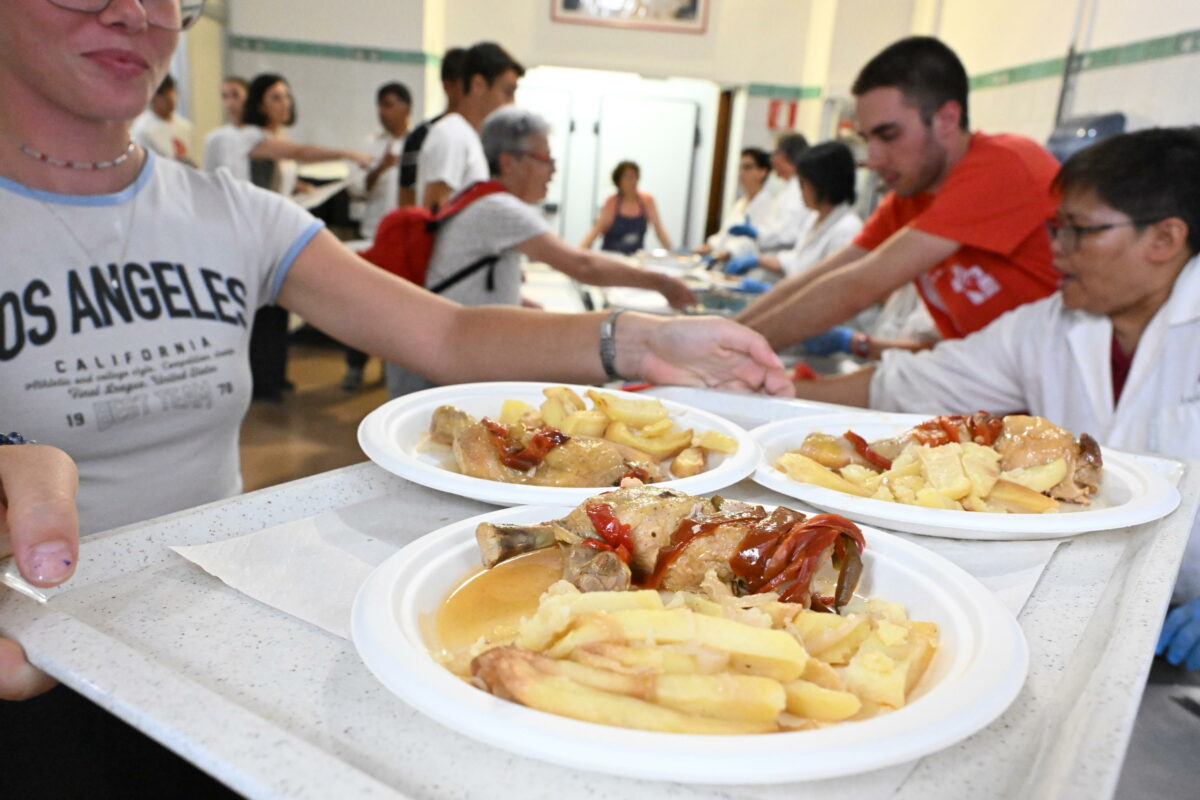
[248,305,289,397]
[0,685,242,798]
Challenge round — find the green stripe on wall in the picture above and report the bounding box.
[747,83,821,101]
[971,27,1200,90]
[231,27,1200,92]
[228,35,436,66]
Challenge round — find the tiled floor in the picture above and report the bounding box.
[239,329,388,491]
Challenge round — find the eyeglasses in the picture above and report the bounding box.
[47,0,206,31]
[519,150,556,168]
[1045,217,1163,254]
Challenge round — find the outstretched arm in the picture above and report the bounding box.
[518,233,695,310]
[0,444,79,700]
[277,229,791,394]
[250,137,372,169]
[738,228,957,350]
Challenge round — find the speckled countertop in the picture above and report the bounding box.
[1,389,1195,800]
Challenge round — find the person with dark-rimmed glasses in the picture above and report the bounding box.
[787,127,1200,676]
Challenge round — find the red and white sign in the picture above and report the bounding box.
[767,99,798,130]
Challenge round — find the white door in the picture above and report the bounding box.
[594,95,699,249]
[514,87,573,237]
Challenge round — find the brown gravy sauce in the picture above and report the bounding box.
[433,548,564,675]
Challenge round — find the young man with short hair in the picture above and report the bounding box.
[398,47,466,208]
[739,37,1061,350]
[416,41,524,210]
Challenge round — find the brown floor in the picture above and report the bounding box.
[239,333,389,491]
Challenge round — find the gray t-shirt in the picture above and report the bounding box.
[0,153,321,533]
[425,192,551,305]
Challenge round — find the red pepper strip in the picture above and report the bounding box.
[481,417,570,471]
[584,502,636,565]
[843,430,892,470]
[938,415,964,443]
[730,513,865,609]
[620,466,652,485]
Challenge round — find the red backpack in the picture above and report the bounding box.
[360,181,508,293]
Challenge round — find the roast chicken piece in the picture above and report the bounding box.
[431,405,662,488]
[476,486,865,611]
[994,415,1102,504]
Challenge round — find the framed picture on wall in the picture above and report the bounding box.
[551,0,709,35]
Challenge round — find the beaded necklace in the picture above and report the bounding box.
[18,140,136,170]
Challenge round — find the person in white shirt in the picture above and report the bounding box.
[353,82,411,241]
[763,141,864,278]
[130,73,193,165]
[201,75,247,173]
[697,147,773,261]
[725,133,813,255]
[789,127,1200,670]
[343,82,413,390]
[417,41,523,210]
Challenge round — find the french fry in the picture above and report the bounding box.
[586,389,670,428]
[573,643,706,674]
[517,588,663,652]
[605,421,693,461]
[775,453,872,497]
[697,430,738,454]
[640,418,676,438]
[961,442,1001,497]
[691,613,808,682]
[670,447,706,478]
[1001,458,1068,493]
[986,478,1059,513]
[783,679,862,721]
[473,647,775,734]
[544,608,697,658]
[790,610,870,664]
[557,409,609,437]
[655,673,786,722]
[498,399,534,425]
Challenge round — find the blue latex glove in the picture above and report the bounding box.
[726,222,759,239]
[803,326,855,356]
[1158,597,1200,669]
[734,278,772,294]
[724,252,759,275]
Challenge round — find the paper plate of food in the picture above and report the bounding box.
[352,486,1028,783]
[749,410,1180,540]
[357,382,760,506]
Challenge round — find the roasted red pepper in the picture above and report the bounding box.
[843,430,892,470]
[481,417,570,471]
[730,512,865,609]
[584,502,636,564]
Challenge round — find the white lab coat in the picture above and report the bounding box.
[778,203,863,278]
[756,175,812,253]
[871,254,1200,599]
[705,187,775,258]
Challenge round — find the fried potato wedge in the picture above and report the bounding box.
[775,453,872,497]
[783,679,862,722]
[473,647,775,734]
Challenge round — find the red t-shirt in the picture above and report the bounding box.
[854,132,1061,338]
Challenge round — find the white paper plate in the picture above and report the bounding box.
[751,412,1181,540]
[351,504,1029,784]
[357,382,760,506]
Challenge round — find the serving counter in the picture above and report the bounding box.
[1,389,1195,799]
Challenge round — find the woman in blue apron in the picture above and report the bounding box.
[581,160,673,254]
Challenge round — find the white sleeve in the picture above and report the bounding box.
[418,123,468,191]
[216,172,326,304]
[757,183,808,251]
[869,302,1043,415]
